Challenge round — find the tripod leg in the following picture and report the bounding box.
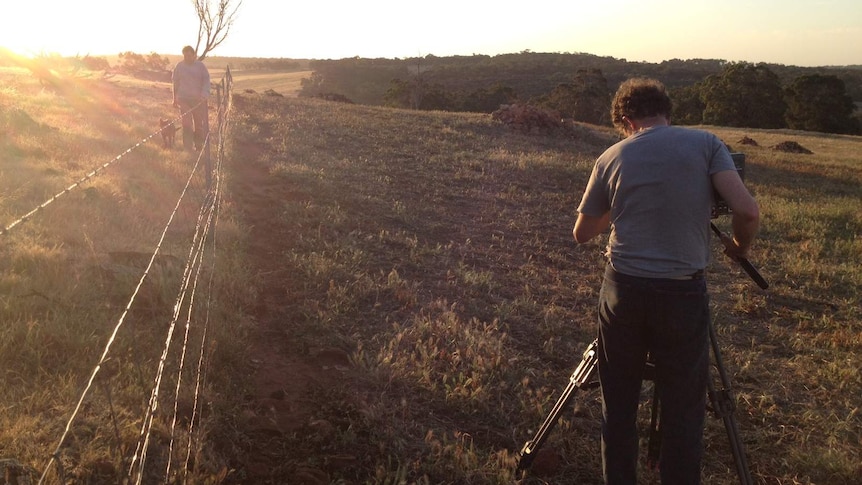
[646,386,661,470]
[517,339,599,472]
[707,322,754,485]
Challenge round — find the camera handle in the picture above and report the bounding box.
[710,223,769,289]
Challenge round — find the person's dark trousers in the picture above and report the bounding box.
[597,265,710,485]
[178,98,209,152]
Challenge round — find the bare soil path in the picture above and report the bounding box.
[224,148,351,484]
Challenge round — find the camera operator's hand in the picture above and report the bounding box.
[711,222,769,289]
[718,231,749,261]
[711,170,760,260]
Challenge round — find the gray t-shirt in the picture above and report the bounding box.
[172,60,211,101]
[577,125,737,278]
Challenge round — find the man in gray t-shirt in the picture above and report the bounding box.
[578,124,736,278]
[573,78,759,484]
[172,46,210,152]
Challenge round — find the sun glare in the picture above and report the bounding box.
[0,7,68,58]
[1,2,176,59]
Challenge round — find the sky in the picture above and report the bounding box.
[1,0,860,67]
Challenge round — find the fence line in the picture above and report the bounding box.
[127,134,216,484]
[38,125,211,485]
[32,67,234,485]
[170,142,224,484]
[182,83,229,483]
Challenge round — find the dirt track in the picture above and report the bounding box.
[224,145,350,484]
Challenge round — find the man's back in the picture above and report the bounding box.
[579,125,736,278]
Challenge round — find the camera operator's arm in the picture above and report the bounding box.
[712,170,760,259]
[573,211,610,244]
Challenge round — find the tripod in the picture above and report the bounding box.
[517,225,766,484]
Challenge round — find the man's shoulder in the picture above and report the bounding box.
[654,126,726,148]
[174,60,207,68]
[663,125,707,136]
[668,125,721,139]
[194,61,210,73]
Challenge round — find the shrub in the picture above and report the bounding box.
[491,103,565,133]
[117,51,170,73]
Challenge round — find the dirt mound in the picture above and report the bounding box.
[772,141,812,154]
[492,103,565,133]
[738,136,759,146]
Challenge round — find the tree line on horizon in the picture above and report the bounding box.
[1,48,858,135]
[297,52,862,135]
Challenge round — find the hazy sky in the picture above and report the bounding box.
[1,0,860,67]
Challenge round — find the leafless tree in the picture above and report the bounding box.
[191,0,242,60]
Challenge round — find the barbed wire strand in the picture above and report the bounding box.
[129,135,213,477]
[154,222,209,484]
[164,181,220,483]
[183,168,223,483]
[152,95,229,482]
[164,156,222,480]
[1,102,202,237]
[160,84,230,482]
[128,134,222,485]
[37,125,209,485]
[183,88,230,482]
[175,129,227,484]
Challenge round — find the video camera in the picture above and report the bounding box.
[711,152,745,218]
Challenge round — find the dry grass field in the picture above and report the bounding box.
[0,64,860,484]
[212,69,310,96]
[221,95,861,485]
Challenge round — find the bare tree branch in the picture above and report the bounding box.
[191,0,242,60]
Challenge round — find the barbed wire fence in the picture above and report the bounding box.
[2,67,234,485]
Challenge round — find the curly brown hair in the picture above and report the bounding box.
[610,78,673,135]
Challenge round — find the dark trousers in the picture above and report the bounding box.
[177,98,209,151]
[597,265,709,485]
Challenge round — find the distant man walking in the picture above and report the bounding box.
[172,45,210,152]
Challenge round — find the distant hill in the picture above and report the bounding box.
[291,52,862,106]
